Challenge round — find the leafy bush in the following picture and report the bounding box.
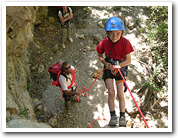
[146,6,168,93]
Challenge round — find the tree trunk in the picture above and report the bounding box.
[141,86,153,111]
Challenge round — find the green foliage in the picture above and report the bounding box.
[112,6,121,11]
[147,6,168,52]
[19,106,29,116]
[145,6,168,94]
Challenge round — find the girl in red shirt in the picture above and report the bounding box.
[96,17,134,127]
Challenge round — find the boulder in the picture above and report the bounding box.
[38,64,44,74]
[93,34,103,43]
[75,18,88,29]
[32,98,41,107]
[48,117,58,127]
[98,21,105,29]
[102,18,108,26]
[78,34,85,39]
[92,68,102,80]
[52,43,59,51]
[125,16,136,30]
[118,12,125,23]
[6,119,51,128]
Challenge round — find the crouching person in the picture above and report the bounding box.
[59,62,79,110]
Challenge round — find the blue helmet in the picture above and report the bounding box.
[105,17,125,31]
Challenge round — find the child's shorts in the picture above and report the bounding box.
[103,67,125,83]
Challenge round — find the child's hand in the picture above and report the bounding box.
[105,62,113,70]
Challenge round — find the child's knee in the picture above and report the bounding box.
[117,90,124,100]
[108,88,115,97]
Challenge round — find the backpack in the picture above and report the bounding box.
[56,6,61,9]
[48,62,75,89]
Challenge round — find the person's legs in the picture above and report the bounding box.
[61,28,67,48]
[116,82,125,112]
[67,23,73,42]
[105,78,117,126]
[67,23,71,38]
[116,81,126,127]
[105,79,115,111]
[65,101,70,110]
[63,93,71,110]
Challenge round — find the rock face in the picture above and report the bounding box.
[35,6,48,25]
[6,6,37,57]
[75,18,88,29]
[6,6,48,126]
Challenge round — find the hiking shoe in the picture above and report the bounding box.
[69,38,73,42]
[109,116,117,126]
[62,43,65,48]
[119,116,126,127]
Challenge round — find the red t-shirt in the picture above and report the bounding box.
[96,37,134,61]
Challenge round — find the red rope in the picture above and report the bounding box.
[90,118,108,128]
[59,67,149,128]
[116,68,149,128]
[74,68,106,98]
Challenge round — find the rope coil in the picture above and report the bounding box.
[74,68,106,99]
